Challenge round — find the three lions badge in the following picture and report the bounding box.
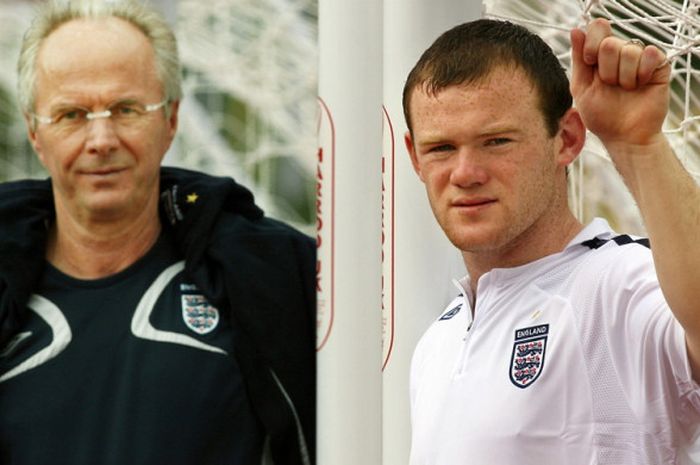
[509,324,549,388]
[181,284,219,335]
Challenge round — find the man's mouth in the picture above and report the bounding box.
[80,167,125,177]
[452,197,497,208]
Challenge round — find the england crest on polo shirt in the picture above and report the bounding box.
[509,324,549,389]
[181,284,220,335]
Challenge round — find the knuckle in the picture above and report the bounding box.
[620,45,640,60]
[599,37,619,54]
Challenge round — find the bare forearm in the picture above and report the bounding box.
[608,135,700,339]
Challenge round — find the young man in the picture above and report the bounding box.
[403,18,700,464]
[0,1,315,464]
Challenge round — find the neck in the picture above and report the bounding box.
[463,210,583,298]
[46,202,162,280]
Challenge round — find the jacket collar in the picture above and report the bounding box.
[0,166,262,347]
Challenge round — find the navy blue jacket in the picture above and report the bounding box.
[0,167,316,465]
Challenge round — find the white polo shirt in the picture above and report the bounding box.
[410,218,700,465]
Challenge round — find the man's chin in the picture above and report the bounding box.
[446,229,508,254]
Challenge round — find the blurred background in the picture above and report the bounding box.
[0,0,318,234]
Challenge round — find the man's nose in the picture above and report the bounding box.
[84,114,119,155]
[449,148,489,187]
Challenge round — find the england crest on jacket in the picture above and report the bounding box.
[181,284,220,335]
[509,324,549,389]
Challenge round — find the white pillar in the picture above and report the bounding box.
[382,2,483,464]
[317,1,383,464]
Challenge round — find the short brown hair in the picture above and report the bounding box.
[403,19,572,137]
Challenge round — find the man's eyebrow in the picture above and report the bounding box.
[48,100,85,109]
[416,136,451,146]
[110,98,141,105]
[477,124,521,136]
[45,102,88,115]
[416,126,521,145]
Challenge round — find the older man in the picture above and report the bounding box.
[403,18,699,464]
[0,1,315,464]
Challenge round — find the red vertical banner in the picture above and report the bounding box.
[316,98,335,352]
[381,105,395,372]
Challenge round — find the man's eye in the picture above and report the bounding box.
[57,109,87,122]
[485,137,511,146]
[428,144,454,153]
[114,104,140,116]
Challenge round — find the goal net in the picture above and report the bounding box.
[483,0,700,236]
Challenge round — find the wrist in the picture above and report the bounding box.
[604,133,670,165]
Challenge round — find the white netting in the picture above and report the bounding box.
[173,0,317,229]
[483,0,700,236]
[0,2,41,180]
[0,0,318,231]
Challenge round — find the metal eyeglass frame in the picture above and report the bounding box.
[31,99,170,127]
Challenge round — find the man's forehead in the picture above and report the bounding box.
[418,64,533,97]
[409,67,546,139]
[32,16,162,108]
[408,66,540,124]
[37,16,152,73]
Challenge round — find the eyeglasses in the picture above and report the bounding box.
[31,99,169,134]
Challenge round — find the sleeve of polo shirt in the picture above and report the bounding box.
[597,245,700,440]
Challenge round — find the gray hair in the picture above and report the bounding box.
[17,0,182,114]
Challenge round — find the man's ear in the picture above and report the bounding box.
[404,130,424,182]
[166,100,180,138]
[555,108,586,168]
[24,114,47,167]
